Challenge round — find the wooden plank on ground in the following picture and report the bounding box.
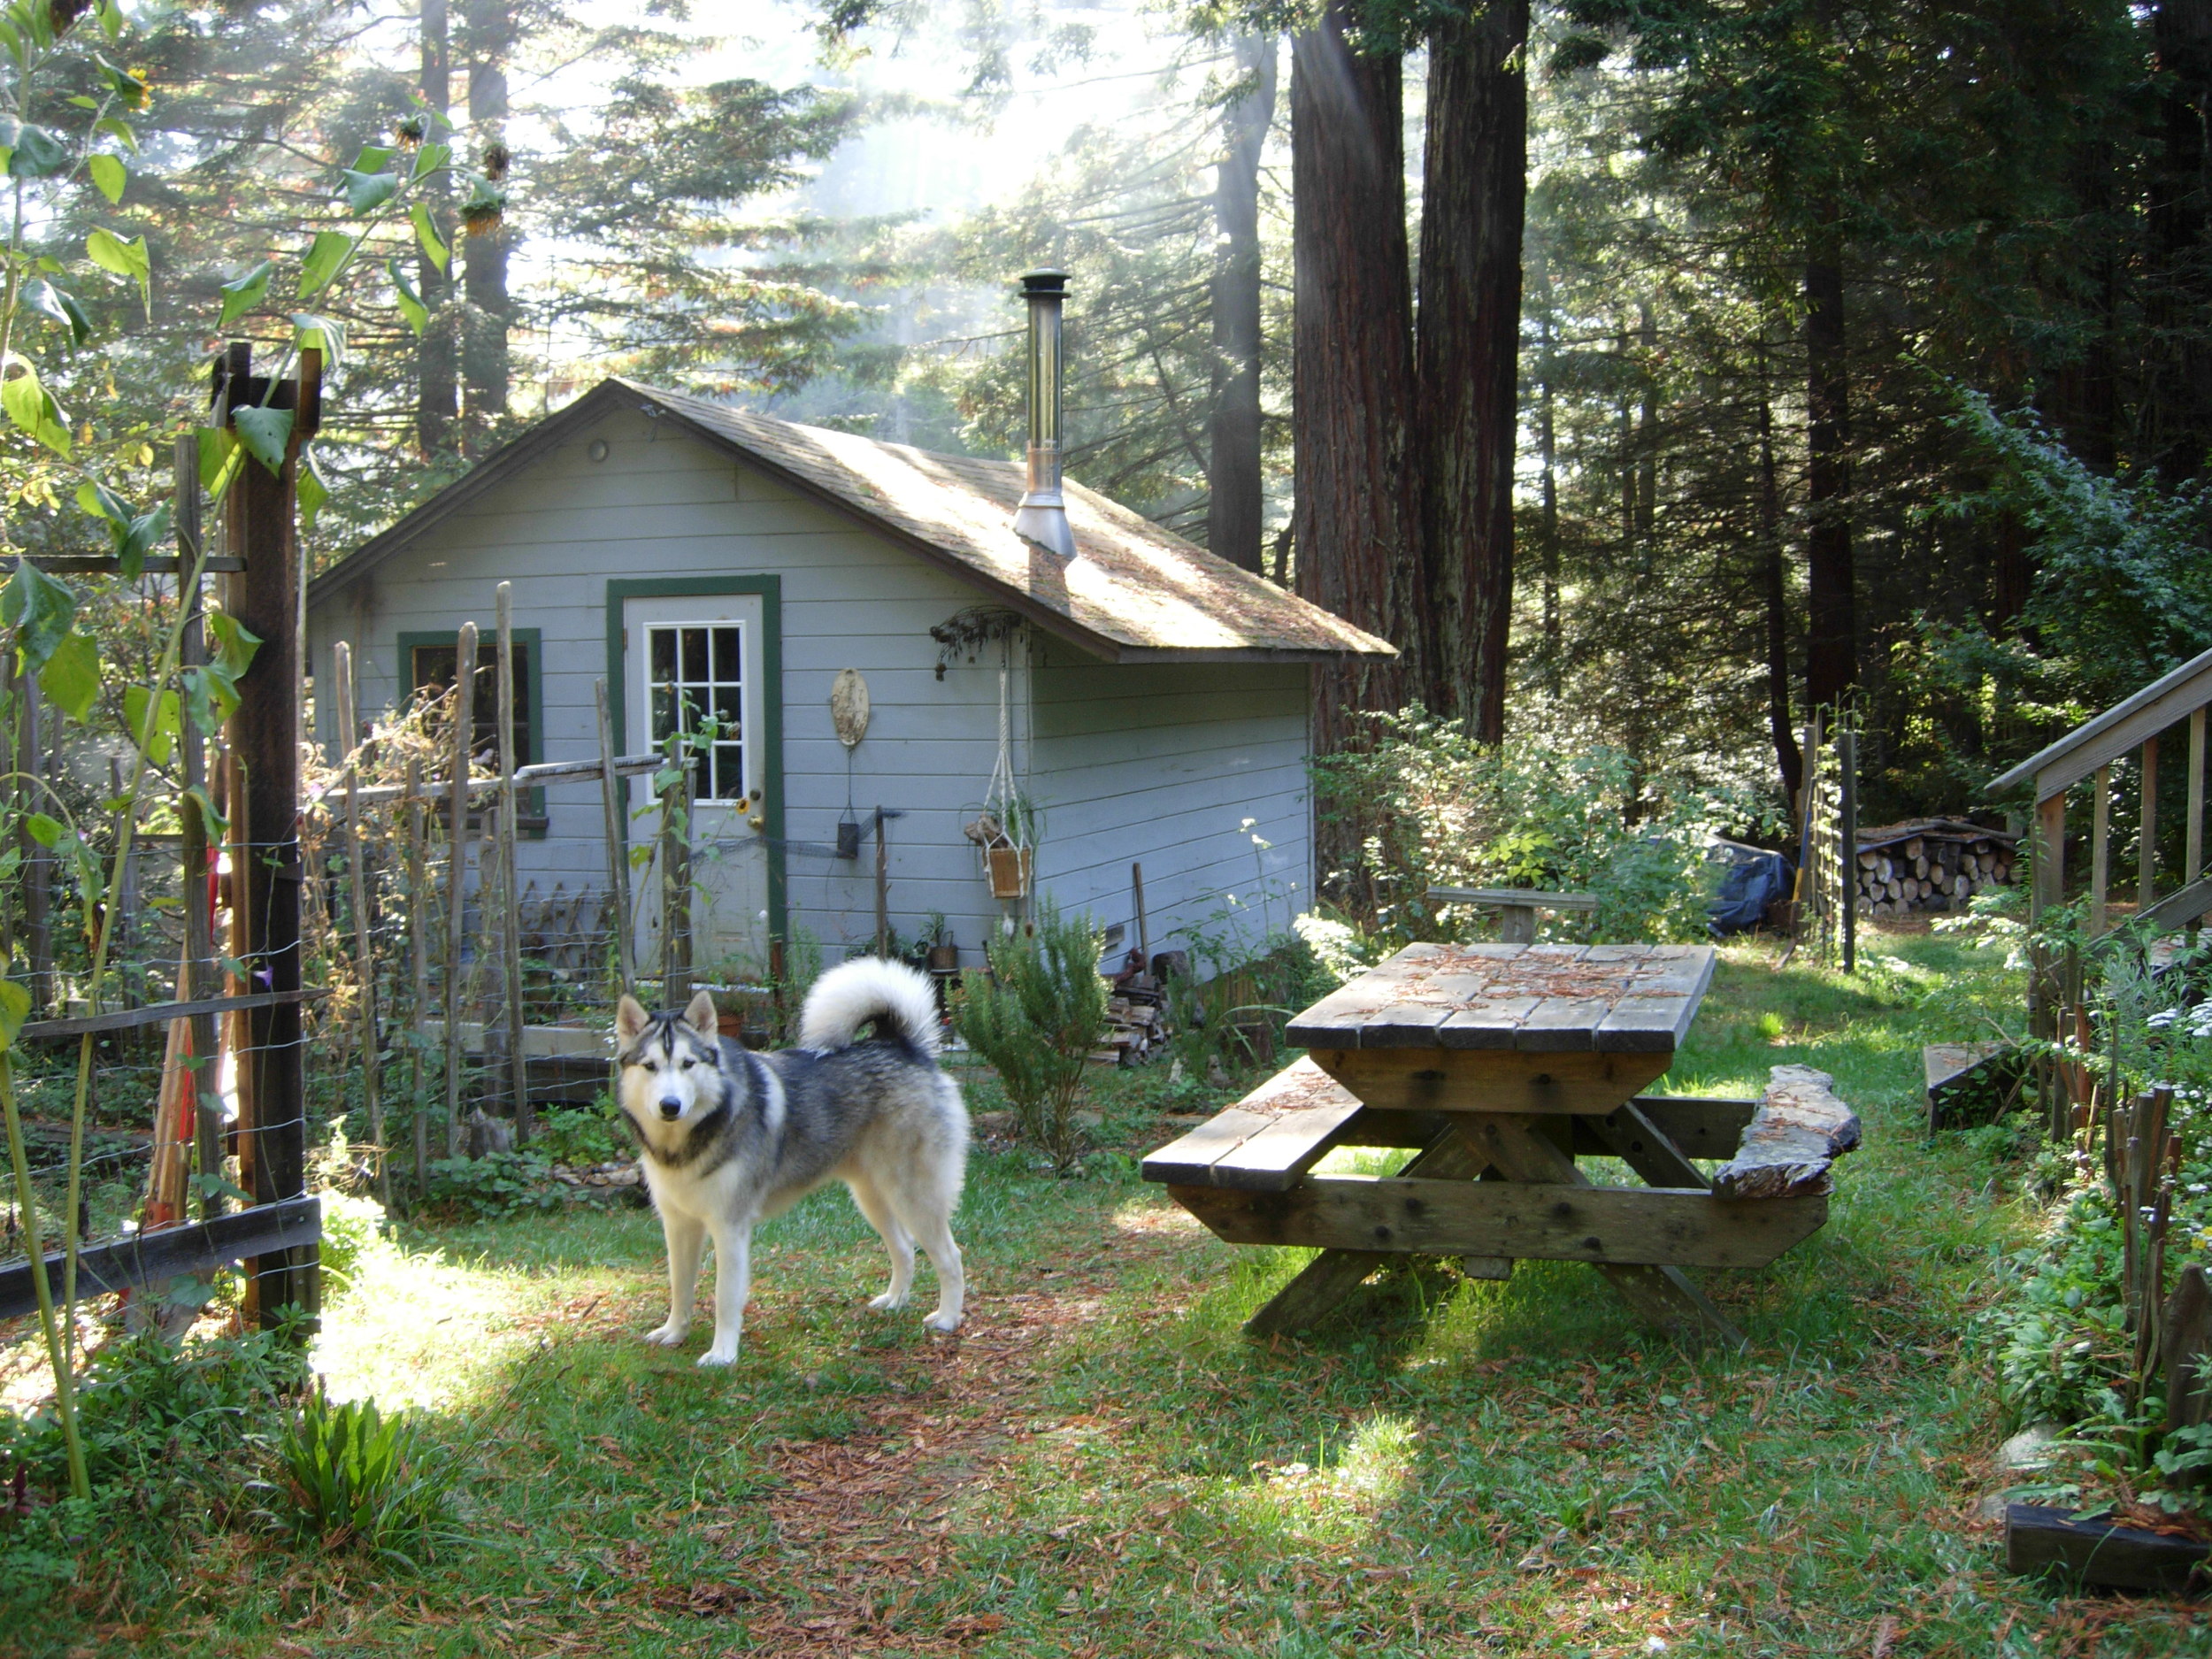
[2004,1503,2210,1594]
[0,1197,322,1320]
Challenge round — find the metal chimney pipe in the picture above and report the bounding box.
[1011,268,1079,561]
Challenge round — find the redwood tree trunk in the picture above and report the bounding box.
[1292,0,1419,761]
[1415,0,1526,743]
[1803,228,1855,714]
[2148,0,2212,482]
[1209,34,1277,573]
[416,0,458,457]
[462,0,512,455]
[1758,354,1802,808]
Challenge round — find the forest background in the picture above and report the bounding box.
[24,0,2212,838]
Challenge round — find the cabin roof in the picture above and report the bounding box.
[308,378,1395,664]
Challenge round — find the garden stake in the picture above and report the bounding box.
[495,584,529,1143]
[443,620,477,1156]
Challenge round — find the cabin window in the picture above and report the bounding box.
[406,635,546,833]
[644,621,746,803]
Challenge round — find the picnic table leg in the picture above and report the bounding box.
[1244,1125,1493,1337]
[1458,1113,1743,1345]
[1586,1100,1712,1191]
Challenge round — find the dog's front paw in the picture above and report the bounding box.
[923,1310,964,1334]
[868,1290,910,1312]
[696,1343,740,1368]
[642,1322,688,1347]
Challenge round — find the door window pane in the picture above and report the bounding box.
[644,621,747,803]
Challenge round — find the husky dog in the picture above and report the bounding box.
[614,958,968,1367]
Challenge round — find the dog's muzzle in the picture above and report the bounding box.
[658,1098,684,1121]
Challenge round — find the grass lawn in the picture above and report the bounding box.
[18,924,2212,1655]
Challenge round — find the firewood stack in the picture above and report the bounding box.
[1855,818,2017,917]
[1098,951,1171,1064]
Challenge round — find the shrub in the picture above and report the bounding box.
[953,901,1109,1171]
[269,1381,449,1566]
[316,1187,388,1296]
[1310,708,1737,949]
[421,1150,560,1219]
[534,1102,627,1166]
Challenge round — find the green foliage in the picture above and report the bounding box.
[0,1325,305,1498]
[1311,708,1734,949]
[269,1382,450,1566]
[315,1187,388,1294]
[421,1151,561,1219]
[534,1102,626,1168]
[952,901,1109,1171]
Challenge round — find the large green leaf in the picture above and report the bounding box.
[111,501,170,580]
[1,560,77,670]
[218,261,271,329]
[291,312,347,369]
[231,403,294,475]
[85,227,150,319]
[3,365,72,457]
[0,119,70,178]
[297,230,353,298]
[411,142,451,181]
[341,167,399,215]
[38,627,98,721]
[123,684,179,765]
[25,279,90,346]
[0,978,28,1053]
[197,425,243,498]
[88,151,124,204]
[297,445,329,530]
[387,258,427,335]
[207,609,262,678]
[409,204,449,275]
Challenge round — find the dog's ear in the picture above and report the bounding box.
[683,988,719,1037]
[615,995,649,1048]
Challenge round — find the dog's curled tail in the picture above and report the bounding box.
[797,957,942,1058]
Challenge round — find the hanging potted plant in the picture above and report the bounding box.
[964,794,1036,900]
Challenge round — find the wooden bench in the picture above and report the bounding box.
[1428,885,1600,945]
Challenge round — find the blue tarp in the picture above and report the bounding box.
[1707,838,1793,936]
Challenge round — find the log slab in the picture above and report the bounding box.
[1709,1065,1862,1200]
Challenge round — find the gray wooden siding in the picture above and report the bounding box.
[1028,641,1313,963]
[306,403,1316,985]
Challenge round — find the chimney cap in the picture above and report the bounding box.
[1019,268,1069,297]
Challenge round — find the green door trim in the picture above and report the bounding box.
[605,576,787,951]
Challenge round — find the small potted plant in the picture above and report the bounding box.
[924,911,958,972]
[965,796,1037,899]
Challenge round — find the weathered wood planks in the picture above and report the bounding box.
[1285,941,1716,1056]
[1710,1065,1863,1199]
[1140,1056,1367,1191]
[1309,1047,1675,1116]
[1171,1176,1828,1269]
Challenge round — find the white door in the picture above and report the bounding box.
[623,593,770,979]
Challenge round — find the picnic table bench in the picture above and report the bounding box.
[1142,941,1860,1342]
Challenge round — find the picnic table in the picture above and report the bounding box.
[1142,941,1859,1343]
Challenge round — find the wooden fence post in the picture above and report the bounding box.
[334,643,388,1206]
[595,676,634,994]
[442,619,478,1156]
[1838,728,1857,973]
[2141,738,2160,912]
[219,340,315,1330]
[174,434,221,1219]
[661,764,693,1006]
[495,583,530,1142]
[404,756,431,1187]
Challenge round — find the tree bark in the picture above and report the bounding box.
[1416,0,1527,743]
[1533,257,1561,699]
[1803,226,1855,714]
[1292,0,1419,762]
[1208,34,1277,574]
[462,0,512,455]
[2147,0,2212,482]
[1757,350,1802,808]
[416,0,458,458]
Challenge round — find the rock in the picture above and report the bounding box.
[2000,1423,2065,1471]
[1073,1110,1103,1129]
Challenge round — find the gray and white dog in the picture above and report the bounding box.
[613,958,968,1366]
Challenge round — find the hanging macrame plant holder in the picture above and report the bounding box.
[962,633,1033,900]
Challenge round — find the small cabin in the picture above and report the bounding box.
[303,378,1391,981]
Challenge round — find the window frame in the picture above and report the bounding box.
[398,627,548,837]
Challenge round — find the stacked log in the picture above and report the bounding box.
[1855,820,2016,918]
[1101,992,1169,1064]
